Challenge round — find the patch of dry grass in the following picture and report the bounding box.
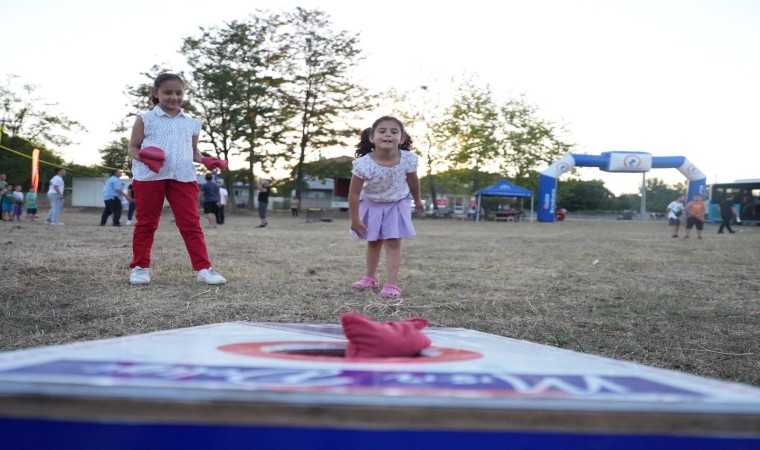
[0,209,757,386]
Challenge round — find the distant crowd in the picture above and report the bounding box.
[0,172,45,223]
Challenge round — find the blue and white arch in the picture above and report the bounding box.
[537,152,706,222]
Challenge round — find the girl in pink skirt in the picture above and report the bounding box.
[348,116,425,298]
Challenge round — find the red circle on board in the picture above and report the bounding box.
[217,341,482,364]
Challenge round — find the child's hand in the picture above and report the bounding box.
[414,199,424,211]
[350,221,367,239]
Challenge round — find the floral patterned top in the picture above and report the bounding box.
[131,106,201,182]
[352,151,418,202]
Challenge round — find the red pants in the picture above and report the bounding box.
[130,180,211,271]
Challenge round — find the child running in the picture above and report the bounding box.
[127,73,227,285]
[349,116,424,298]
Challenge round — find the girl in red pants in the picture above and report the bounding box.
[127,73,226,285]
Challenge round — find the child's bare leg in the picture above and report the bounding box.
[365,240,383,279]
[384,238,401,285]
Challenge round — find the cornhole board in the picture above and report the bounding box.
[0,321,758,450]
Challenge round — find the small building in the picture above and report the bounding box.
[72,177,112,207]
[299,177,334,210]
[297,156,352,211]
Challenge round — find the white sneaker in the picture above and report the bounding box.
[50,222,65,226]
[126,220,133,225]
[197,268,226,285]
[130,266,151,285]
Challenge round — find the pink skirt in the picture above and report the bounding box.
[358,194,416,242]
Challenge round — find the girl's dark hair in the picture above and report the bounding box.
[151,73,184,105]
[399,132,414,151]
[354,116,406,157]
[354,128,373,157]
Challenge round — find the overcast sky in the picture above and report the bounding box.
[2,0,758,194]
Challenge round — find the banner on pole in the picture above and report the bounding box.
[31,149,40,192]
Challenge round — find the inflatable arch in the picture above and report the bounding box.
[537,152,706,222]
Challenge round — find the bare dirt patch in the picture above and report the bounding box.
[1,209,757,386]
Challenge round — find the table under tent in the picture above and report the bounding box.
[474,179,534,222]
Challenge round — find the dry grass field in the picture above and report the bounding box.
[0,208,758,387]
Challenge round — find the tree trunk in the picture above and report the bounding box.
[295,133,308,207]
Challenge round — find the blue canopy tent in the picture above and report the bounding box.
[474,179,534,222]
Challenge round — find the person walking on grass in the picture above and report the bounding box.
[349,116,424,299]
[683,193,707,240]
[100,169,131,227]
[45,167,66,225]
[666,194,684,238]
[126,183,136,225]
[127,73,227,286]
[718,194,737,234]
[216,181,227,225]
[256,178,271,228]
[199,173,219,229]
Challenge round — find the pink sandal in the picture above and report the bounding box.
[352,276,378,290]
[378,283,401,298]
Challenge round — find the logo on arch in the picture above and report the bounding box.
[555,162,570,175]
[623,155,642,168]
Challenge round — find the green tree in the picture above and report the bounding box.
[434,79,500,194]
[422,168,501,197]
[98,138,131,172]
[611,193,641,211]
[557,179,613,211]
[497,95,573,187]
[646,177,686,213]
[182,12,294,209]
[0,133,64,188]
[0,75,86,148]
[284,8,373,203]
[388,84,450,213]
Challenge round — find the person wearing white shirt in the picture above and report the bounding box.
[45,167,66,225]
[216,182,228,225]
[666,194,685,238]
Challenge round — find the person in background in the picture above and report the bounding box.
[683,193,707,240]
[11,185,24,221]
[1,184,14,221]
[126,183,136,225]
[290,196,300,217]
[127,72,226,285]
[45,167,66,225]
[717,194,737,234]
[256,178,271,228]
[216,181,228,225]
[100,169,131,227]
[666,194,684,238]
[349,116,424,299]
[119,184,130,225]
[199,173,219,229]
[25,187,38,221]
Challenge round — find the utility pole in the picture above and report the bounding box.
[640,172,647,220]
